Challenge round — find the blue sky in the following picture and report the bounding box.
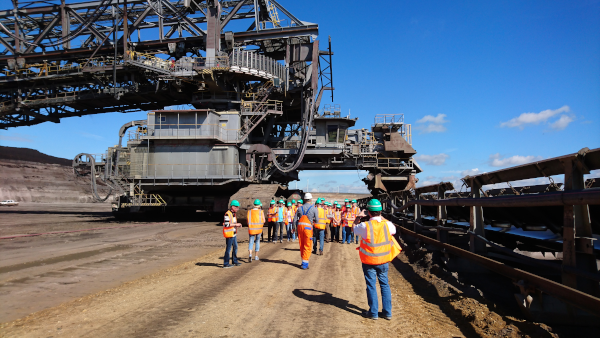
[1,0,599,193]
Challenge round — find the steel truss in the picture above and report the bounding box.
[0,0,321,128]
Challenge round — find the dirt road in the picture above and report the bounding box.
[0,204,469,337]
[2,236,470,338]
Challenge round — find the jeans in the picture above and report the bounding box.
[362,263,392,318]
[344,226,353,243]
[224,236,239,266]
[286,222,293,240]
[248,234,261,252]
[292,222,297,240]
[313,228,325,252]
[274,222,285,241]
[330,226,339,242]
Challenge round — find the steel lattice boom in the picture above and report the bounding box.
[0,0,325,128]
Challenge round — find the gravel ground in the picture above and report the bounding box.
[0,203,574,337]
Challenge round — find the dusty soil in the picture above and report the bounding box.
[0,203,223,323]
[0,203,563,337]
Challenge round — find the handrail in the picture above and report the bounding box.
[390,188,600,212]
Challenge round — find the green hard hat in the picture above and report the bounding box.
[278,199,284,204]
[335,203,341,208]
[298,199,303,204]
[344,198,349,202]
[351,199,357,203]
[287,202,292,206]
[315,198,322,204]
[270,200,276,205]
[231,200,240,207]
[320,197,325,202]
[346,203,351,207]
[253,199,262,206]
[367,199,382,211]
[292,199,296,204]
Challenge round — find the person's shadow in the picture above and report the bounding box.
[195,262,221,268]
[283,248,300,251]
[260,258,301,268]
[293,288,363,316]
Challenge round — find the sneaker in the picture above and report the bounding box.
[255,256,259,261]
[248,257,253,263]
[280,240,283,243]
[383,316,392,321]
[301,262,309,270]
[362,311,378,320]
[234,263,242,266]
[223,265,233,269]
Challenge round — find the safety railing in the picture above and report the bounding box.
[144,123,239,142]
[1,61,84,78]
[241,100,283,113]
[374,114,404,125]
[144,163,246,179]
[375,157,414,169]
[229,49,286,80]
[192,56,230,69]
[121,193,167,207]
[2,50,285,82]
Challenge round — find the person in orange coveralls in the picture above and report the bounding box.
[294,193,318,269]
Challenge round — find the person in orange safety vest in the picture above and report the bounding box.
[341,203,355,244]
[294,193,318,269]
[267,200,277,242]
[354,199,402,320]
[313,198,328,256]
[330,203,342,243]
[247,199,265,263]
[223,200,243,268]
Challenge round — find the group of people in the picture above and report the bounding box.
[263,195,362,247]
[221,192,402,320]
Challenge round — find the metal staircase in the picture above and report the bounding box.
[238,83,281,142]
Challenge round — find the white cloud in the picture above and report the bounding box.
[418,124,447,133]
[489,153,543,167]
[500,105,570,129]
[416,180,439,188]
[461,168,481,177]
[586,169,600,179]
[414,153,449,166]
[415,114,448,133]
[417,114,448,124]
[483,176,563,190]
[550,115,574,130]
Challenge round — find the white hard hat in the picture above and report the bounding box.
[304,192,313,200]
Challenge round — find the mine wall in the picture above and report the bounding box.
[0,147,111,203]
